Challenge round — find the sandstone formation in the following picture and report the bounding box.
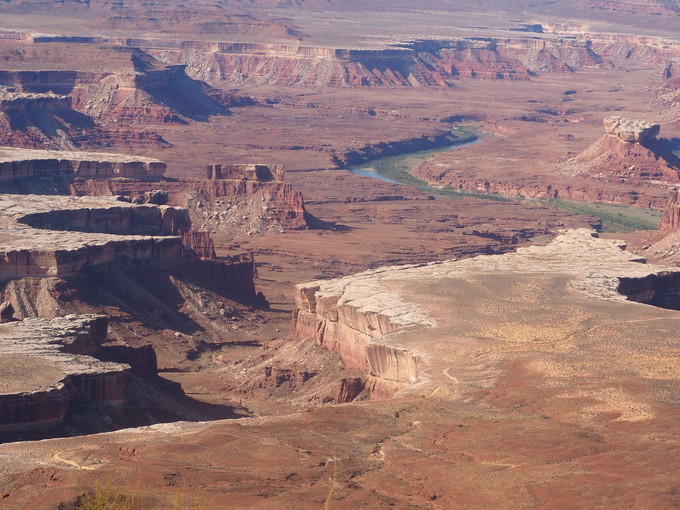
[0,28,613,90]
[660,61,680,125]
[558,116,680,183]
[0,151,265,439]
[0,148,307,234]
[0,146,165,182]
[0,46,229,124]
[148,36,608,88]
[0,86,167,151]
[207,163,284,182]
[0,314,130,439]
[0,194,188,281]
[13,228,679,507]
[293,229,680,395]
[603,116,661,144]
[632,186,680,265]
[71,165,308,235]
[659,186,680,231]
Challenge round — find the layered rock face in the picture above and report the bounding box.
[0,194,193,281]
[207,163,285,182]
[0,191,258,308]
[0,146,165,182]
[0,86,163,151]
[292,229,680,396]
[603,116,660,144]
[151,37,609,88]
[0,148,307,235]
[558,116,680,183]
[659,186,680,230]
[660,62,680,124]
[631,187,680,266]
[0,48,229,124]
[70,167,308,235]
[0,315,131,438]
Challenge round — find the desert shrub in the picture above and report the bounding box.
[66,484,206,510]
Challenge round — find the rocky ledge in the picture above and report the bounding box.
[293,229,680,396]
[558,116,680,183]
[0,194,188,281]
[603,116,660,144]
[0,146,166,182]
[0,314,130,438]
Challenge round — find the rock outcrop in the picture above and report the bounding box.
[558,116,680,184]
[293,229,680,396]
[0,314,130,439]
[659,186,680,231]
[0,47,229,124]
[603,116,661,144]
[632,186,680,265]
[0,28,613,90]
[0,148,307,234]
[0,146,165,183]
[149,36,609,88]
[0,86,168,151]
[207,163,285,182]
[0,194,187,281]
[70,168,308,235]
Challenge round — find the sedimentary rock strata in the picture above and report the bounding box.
[0,314,129,437]
[0,148,307,234]
[603,116,661,144]
[150,36,609,88]
[559,116,680,183]
[659,186,680,231]
[0,146,165,182]
[0,194,187,281]
[0,47,228,124]
[293,229,680,394]
[71,168,308,235]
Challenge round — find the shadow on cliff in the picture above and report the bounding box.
[132,51,231,122]
[0,374,248,443]
[83,263,205,335]
[642,137,680,169]
[71,259,258,337]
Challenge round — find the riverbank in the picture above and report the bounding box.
[334,127,478,169]
[350,134,661,233]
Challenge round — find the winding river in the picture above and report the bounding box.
[346,133,661,232]
[349,137,483,184]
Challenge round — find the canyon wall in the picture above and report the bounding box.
[559,116,680,183]
[291,277,427,398]
[0,315,132,440]
[0,49,229,124]
[70,175,308,234]
[659,186,680,230]
[148,36,610,88]
[415,116,679,209]
[0,147,166,182]
[291,230,680,404]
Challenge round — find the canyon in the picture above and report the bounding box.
[0,1,679,509]
[415,115,680,208]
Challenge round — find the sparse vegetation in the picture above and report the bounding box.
[65,485,207,510]
[542,198,661,232]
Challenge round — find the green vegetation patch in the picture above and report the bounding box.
[541,198,661,232]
